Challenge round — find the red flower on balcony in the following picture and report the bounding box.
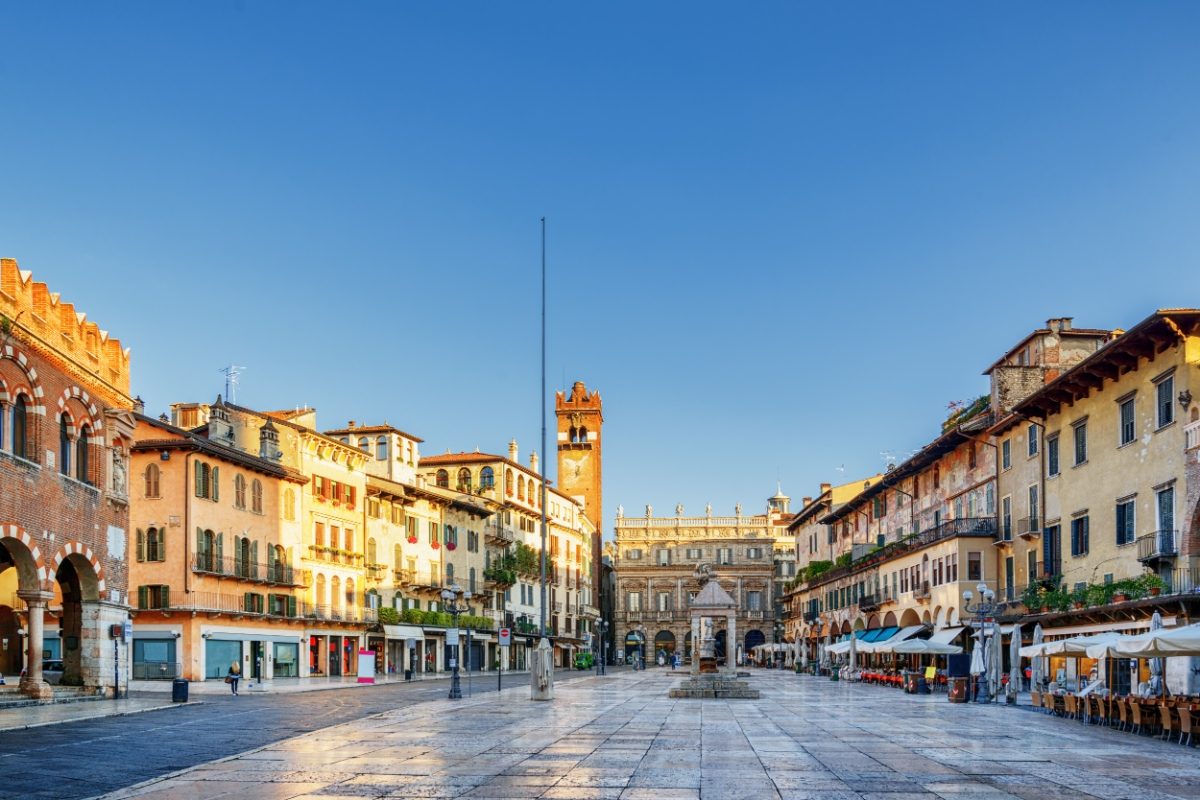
[446,542,456,551]
[431,541,441,550]
[407,535,418,544]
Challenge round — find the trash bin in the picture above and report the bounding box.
[948,676,970,703]
[171,678,188,703]
[404,669,413,681]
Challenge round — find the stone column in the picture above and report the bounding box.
[726,613,737,675]
[18,591,54,699]
[690,616,700,675]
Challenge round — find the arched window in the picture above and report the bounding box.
[446,562,455,582]
[480,466,495,490]
[59,413,72,476]
[578,426,588,443]
[435,469,449,488]
[518,476,525,501]
[11,395,27,460]
[198,529,217,571]
[145,463,161,498]
[234,474,246,509]
[251,479,263,513]
[315,574,326,611]
[272,545,286,581]
[76,424,90,483]
[237,536,252,577]
[375,436,387,461]
[283,487,295,520]
[358,436,369,453]
[505,469,514,496]
[569,426,578,443]
[457,467,472,492]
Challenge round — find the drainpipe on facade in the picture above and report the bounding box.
[183,451,194,595]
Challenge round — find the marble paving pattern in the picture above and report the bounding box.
[98,671,1200,800]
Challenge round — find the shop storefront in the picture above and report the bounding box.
[273,641,299,677]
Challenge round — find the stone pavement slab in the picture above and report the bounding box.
[95,670,1200,800]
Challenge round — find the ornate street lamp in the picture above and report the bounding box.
[595,619,609,676]
[441,584,472,700]
[963,582,998,703]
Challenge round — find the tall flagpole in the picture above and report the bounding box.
[539,217,548,639]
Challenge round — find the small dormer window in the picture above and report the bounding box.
[375,436,387,461]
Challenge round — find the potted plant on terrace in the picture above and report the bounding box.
[1140,574,1166,597]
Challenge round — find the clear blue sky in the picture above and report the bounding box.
[2,3,1199,535]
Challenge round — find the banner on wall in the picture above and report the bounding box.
[357,649,376,684]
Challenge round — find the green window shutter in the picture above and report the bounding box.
[250,540,259,578]
[287,595,296,617]
[211,466,219,501]
[161,585,169,609]
[195,464,203,497]
[136,528,145,562]
[138,585,148,609]
[159,528,167,562]
[216,532,224,565]
[233,537,242,574]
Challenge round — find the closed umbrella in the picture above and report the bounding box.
[969,635,985,675]
[989,625,1003,700]
[1008,624,1022,702]
[848,632,858,674]
[1030,624,1044,689]
[1149,611,1164,696]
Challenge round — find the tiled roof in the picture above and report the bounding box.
[132,414,307,482]
[324,423,424,443]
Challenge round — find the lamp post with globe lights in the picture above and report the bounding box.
[441,584,472,700]
[963,582,999,703]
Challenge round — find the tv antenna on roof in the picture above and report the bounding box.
[219,365,246,403]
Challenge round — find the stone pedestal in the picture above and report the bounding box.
[699,657,718,674]
[530,637,554,701]
[669,674,760,699]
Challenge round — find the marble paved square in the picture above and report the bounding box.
[98,671,1200,800]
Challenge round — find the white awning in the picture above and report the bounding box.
[383,624,425,640]
[930,626,965,644]
[1037,617,1172,639]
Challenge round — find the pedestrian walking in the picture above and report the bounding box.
[226,661,241,696]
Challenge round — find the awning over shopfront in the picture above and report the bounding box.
[929,626,965,644]
[861,625,924,654]
[383,625,425,640]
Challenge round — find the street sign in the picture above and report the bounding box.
[122,620,132,643]
[499,628,511,647]
[446,628,460,646]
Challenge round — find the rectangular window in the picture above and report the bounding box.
[1001,439,1011,470]
[1047,435,1060,477]
[1001,496,1012,539]
[656,548,670,566]
[1115,499,1135,546]
[1157,374,1175,428]
[656,592,671,612]
[717,547,733,565]
[1119,397,1135,446]
[948,553,958,582]
[1004,557,1015,602]
[1073,422,1087,465]
[137,585,170,610]
[967,552,982,582]
[1028,485,1039,531]
[1027,423,1038,457]
[744,587,763,614]
[686,548,702,559]
[627,591,641,612]
[1070,516,1089,557]
[1027,549,1037,582]
[1157,485,1175,534]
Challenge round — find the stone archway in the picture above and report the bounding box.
[882,611,897,627]
[654,630,676,661]
[899,608,921,628]
[0,529,52,698]
[744,629,765,653]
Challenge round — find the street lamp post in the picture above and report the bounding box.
[962,582,998,703]
[441,584,472,700]
[594,619,609,676]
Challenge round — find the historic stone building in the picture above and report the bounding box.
[555,381,603,597]
[0,259,135,698]
[612,497,787,666]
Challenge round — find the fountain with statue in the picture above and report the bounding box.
[668,563,761,699]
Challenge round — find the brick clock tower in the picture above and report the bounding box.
[556,381,603,592]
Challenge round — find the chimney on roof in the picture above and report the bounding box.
[133,396,145,415]
[259,419,282,461]
[802,497,812,506]
[530,451,539,473]
[1046,317,1074,333]
[508,439,518,463]
[820,482,831,493]
[348,420,356,429]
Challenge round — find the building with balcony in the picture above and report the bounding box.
[612,497,782,667]
[129,406,312,682]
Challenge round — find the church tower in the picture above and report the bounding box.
[555,380,603,530]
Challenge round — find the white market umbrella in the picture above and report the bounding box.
[1008,624,1022,702]
[1022,632,1123,659]
[1149,611,1164,695]
[969,637,985,676]
[1030,624,1044,688]
[890,639,962,655]
[1103,621,1200,658]
[800,640,808,669]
